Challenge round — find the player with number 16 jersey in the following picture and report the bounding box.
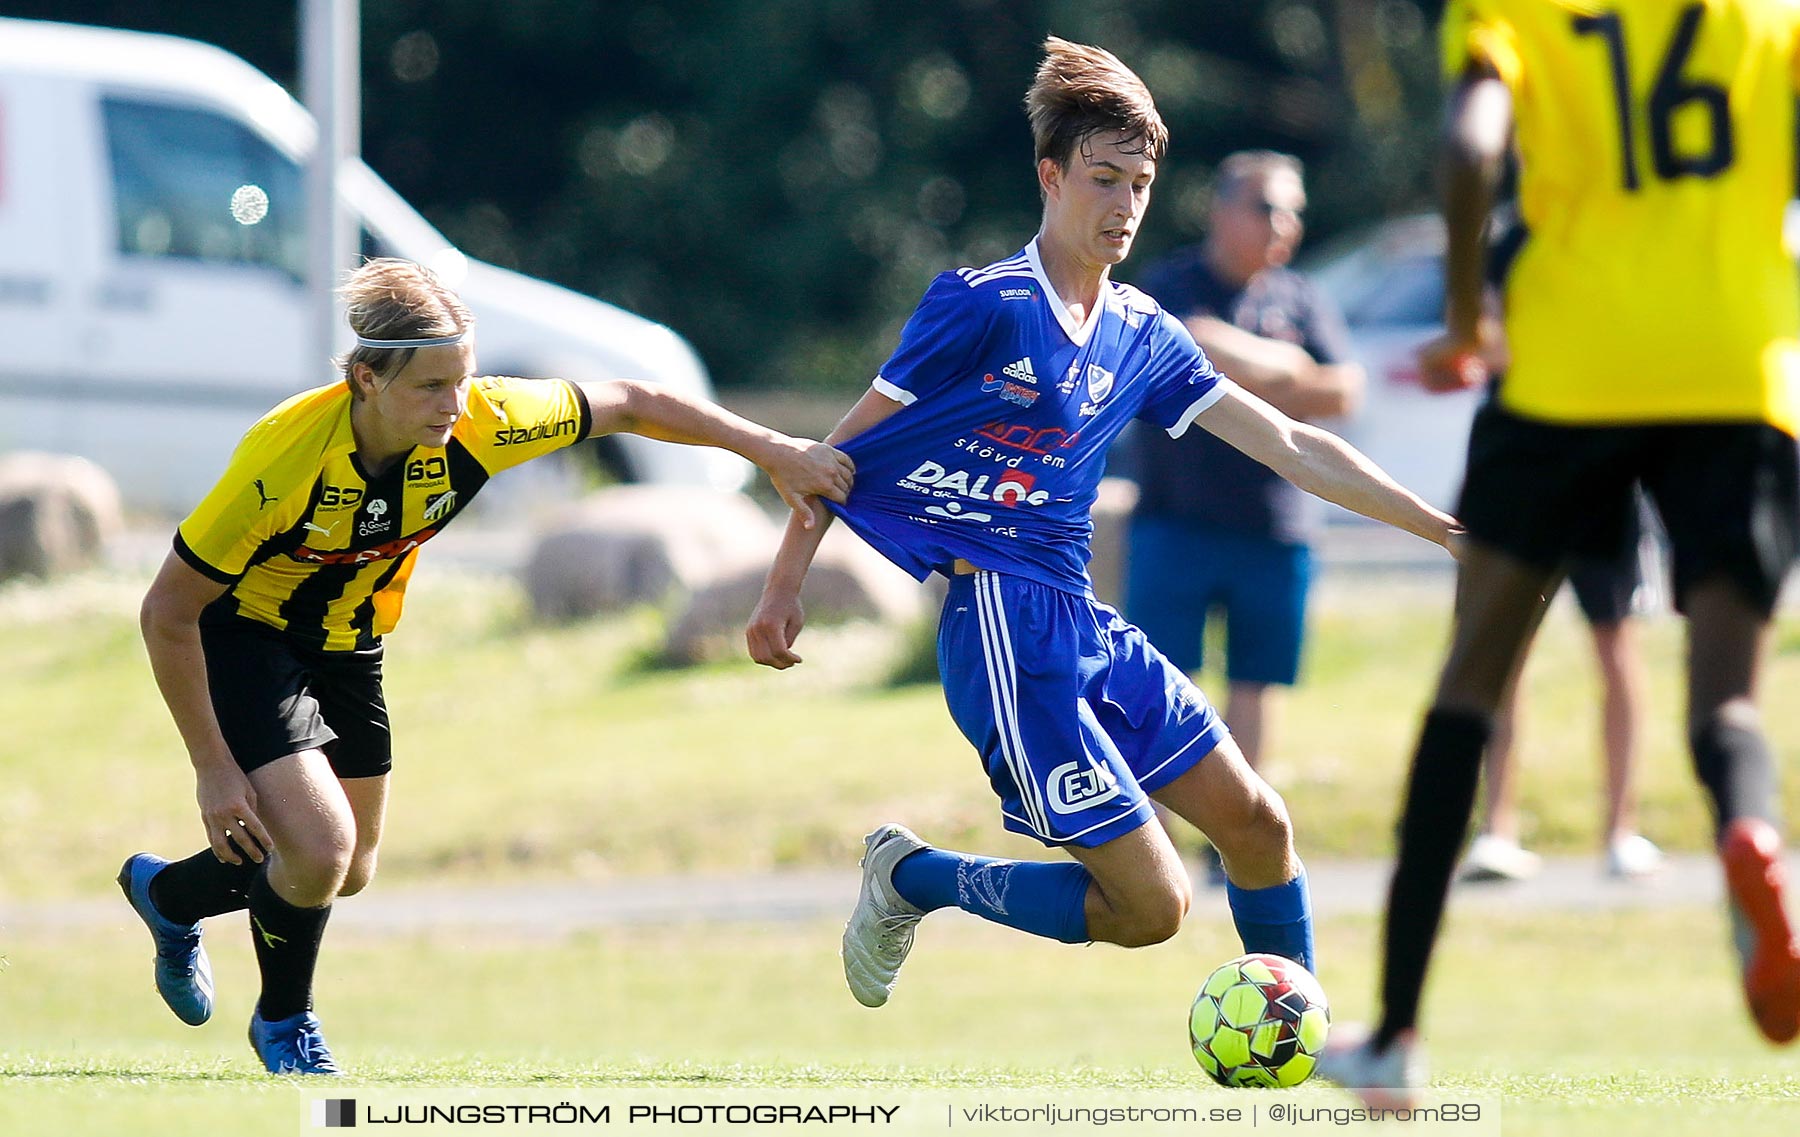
[1316,0,1800,1103]
[1446,0,1800,429]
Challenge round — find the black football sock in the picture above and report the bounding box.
[148,847,261,925]
[1375,708,1490,1050]
[1691,714,1780,840]
[247,868,332,1022]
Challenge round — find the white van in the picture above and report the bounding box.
[1302,214,1479,514]
[0,17,747,516]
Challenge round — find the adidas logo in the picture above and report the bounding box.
[1002,357,1037,385]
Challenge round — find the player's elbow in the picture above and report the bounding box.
[138,591,162,644]
[139,585,192,647]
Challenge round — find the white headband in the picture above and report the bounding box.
[353,330,467,349]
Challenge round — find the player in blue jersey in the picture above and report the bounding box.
[746,37,1459,1009]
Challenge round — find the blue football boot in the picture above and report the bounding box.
[116,852,214,1026]
[248,1008,342,1075]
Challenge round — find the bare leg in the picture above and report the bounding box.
[249,750,356,908]
[1224,681,1272,770]
[1590,619,1647,843]
[1153,733,1297,888]
[1684,579,1773,827]
[1375,544,1562,1043]
[1064,820,1191,948]
[243,749,356,1029]
[1683,576,1799,1043]
[336,774,389,898]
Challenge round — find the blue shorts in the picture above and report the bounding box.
[937,570,1230,849]
[1124,517,1313,685]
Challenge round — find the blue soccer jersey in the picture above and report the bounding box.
[833,240,1232,596]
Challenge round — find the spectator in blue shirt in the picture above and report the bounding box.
[1125,152,1364,802]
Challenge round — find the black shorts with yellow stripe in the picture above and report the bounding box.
[1458,404,1798,618]
[199,610,391,778]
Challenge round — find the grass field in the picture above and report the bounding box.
[6,562,1800,900]
[5,562,1800,1134]
[4,907,1799,1135]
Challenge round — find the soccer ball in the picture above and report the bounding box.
[1189,952,1330,1088]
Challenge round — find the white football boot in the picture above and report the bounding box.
[1314,1024,1427,1109]
[841,823,929,1008]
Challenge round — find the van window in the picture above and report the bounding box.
[102,98,305,278]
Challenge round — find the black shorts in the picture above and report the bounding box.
[1458,405,1799,618]
[199,614,391,778]
[1563,490,1651,626]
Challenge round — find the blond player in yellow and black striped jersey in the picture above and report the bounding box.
[1319,0,1800,1102]
[176,371,587,651]
[118,258,854,1075]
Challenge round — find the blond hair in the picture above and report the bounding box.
[337,258,474,387]
[1024,36,1168,169]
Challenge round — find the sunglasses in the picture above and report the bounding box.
[1250,199,1305,219]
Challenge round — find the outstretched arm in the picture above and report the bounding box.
[746,387,905,669]
[580,379,855,528]
[1195,384,1460,550]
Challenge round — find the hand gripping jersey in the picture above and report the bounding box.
[176,376,591,649]
[1445,0,1800,430]
[833,240,1232,596]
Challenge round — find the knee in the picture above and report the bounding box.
[337,850,378,898]
[273,831,355,904]
[1215,784,1294,860]
[1111,883,1190,948]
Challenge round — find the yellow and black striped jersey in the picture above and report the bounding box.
[176,376,590,650]
[1444,0,1800,429]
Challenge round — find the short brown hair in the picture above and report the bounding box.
[1024,36,1168,169]
[337,257,474,385]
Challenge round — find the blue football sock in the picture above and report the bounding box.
[1224,867,1315,973]
[892,847,1090,944]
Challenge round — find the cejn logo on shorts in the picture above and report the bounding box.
[1047,761,1121,815]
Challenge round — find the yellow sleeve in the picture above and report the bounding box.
[461,376,593,475]
[175,421,311,582]
[1442,0,1522,88]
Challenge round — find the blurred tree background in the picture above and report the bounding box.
[4,0,1446,392]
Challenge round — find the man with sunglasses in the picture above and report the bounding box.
[1122,151,1364,859]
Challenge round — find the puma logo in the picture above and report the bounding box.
[252,915,288,950]
[302,520,339,537]
[253,480,275,510]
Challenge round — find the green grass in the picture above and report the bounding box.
[6,566,1800,1132]
[4,907,1799,1135]
[6,566,1800,899]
